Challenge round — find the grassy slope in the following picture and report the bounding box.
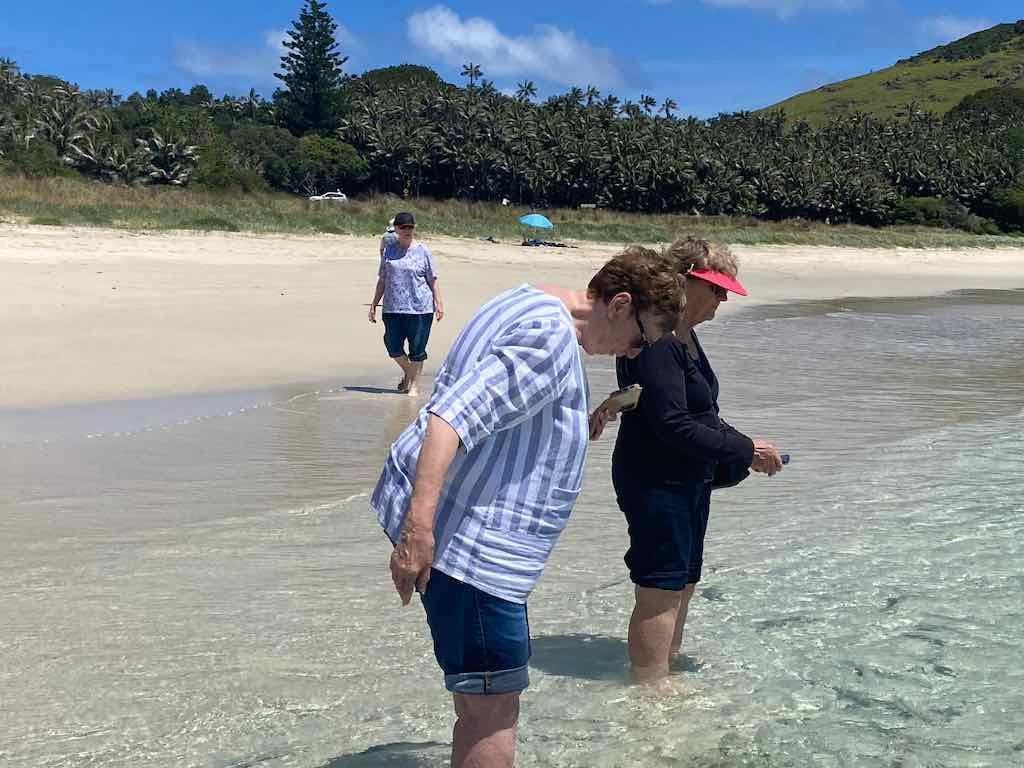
[1,175,1021,249]
[766,24,1024,125]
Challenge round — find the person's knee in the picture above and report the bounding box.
[634,585,684,616]
[454,693,520,731]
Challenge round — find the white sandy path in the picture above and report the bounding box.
[2,223,1022,409]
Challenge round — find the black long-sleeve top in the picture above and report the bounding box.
[612,331,754,487]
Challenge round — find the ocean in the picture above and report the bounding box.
[2,288,1022,768]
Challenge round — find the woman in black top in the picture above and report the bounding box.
[591,238,784,685]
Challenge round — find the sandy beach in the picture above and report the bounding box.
[2,222,1023,410]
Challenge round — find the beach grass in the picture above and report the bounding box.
[2,174,1021,249]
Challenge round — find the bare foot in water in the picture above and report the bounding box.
[406,384,420,397]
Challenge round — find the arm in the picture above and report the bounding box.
[368,278,385,323]
[370,246,385,323]
[639,340,755,466]
[424,246,444,322]
[390,414,461,605]
[430,278,444,322]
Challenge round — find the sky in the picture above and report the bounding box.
[1,1,1019,116]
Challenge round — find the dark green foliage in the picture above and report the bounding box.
[890,197,999,233]
[893,197,969,227]
[29,215,63,225]
[0,140,73,177]
[949,87,1024,124]
[194,139,266,191]
[977,185,1024,232]
[349,65,445,96]
[284,135,367,194]
[273,0,348,135]
[908,21,1024,63]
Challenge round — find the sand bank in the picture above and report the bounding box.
[2,223,1022,409]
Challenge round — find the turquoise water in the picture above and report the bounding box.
[1,290,1022,767]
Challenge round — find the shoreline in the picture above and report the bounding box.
[3,223,1024,410]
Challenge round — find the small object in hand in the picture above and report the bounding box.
[781,453,790,465]
[605,384,643,413]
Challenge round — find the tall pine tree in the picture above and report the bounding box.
[274,0,348,136]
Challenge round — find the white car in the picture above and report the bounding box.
[309,191,349,202]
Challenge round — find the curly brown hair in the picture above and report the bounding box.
[664,236,739,277]
[588,246,683,331]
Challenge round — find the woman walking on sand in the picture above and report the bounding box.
[368,212,444,396]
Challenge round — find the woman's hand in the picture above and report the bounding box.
[435,305,444,323]
[368,305,377,323]
[751,439,784,476]
[589,402,619,441]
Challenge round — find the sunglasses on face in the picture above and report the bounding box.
[708,283,727,300]
[634,311,652,350]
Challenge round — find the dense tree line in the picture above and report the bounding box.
[2,0,1023,232]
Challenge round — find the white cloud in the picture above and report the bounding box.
[407,5,627,89]
[175,25,359,80]
[920,15,992,43]
[700,0,863,19]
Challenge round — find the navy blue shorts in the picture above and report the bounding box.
[382,312,433,362]
[420,568,531,695]
[615,479,713,591]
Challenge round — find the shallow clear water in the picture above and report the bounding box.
[2,290,1023,768]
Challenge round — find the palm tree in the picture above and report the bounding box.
[460,62,482,88]
[661,98,678,119]
[515,80,537,103]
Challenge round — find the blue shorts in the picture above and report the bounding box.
[615,479,713,591]
[420,569,531,695]
[382,312,433,362]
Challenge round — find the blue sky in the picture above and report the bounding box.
[1,1,1019,116]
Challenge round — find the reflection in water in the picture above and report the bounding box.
[2,289,1023,767]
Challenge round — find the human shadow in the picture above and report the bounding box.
[529,633,629,682]
[319,740,449,768]
[530,633,704,680]
[343,386,406,396]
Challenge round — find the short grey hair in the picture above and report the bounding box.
[664,236,739,278]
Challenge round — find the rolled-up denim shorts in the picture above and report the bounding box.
[420,568,531,695]
[382,312,433,362]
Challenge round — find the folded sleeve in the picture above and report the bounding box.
[427,318,575,453]
[636,339,754,466]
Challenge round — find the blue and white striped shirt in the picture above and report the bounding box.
[371,285,589,603]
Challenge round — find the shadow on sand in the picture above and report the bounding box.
[529,633,628,682]
[319,741,449,768]
[343,386,407,396]
[530,633,703,680]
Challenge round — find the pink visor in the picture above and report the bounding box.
[689,268,748,297]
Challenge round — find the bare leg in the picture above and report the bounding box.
[628,586,683,684]
[405,360,424,397]
[392,355,412,392]
[670,583,696,659]
[452,692,520,768]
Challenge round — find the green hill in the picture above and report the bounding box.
[767,20,1024,124]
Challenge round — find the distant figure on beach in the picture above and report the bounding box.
[372,248,684,768]
[379,217,397,256]
[368,212,444,397]
[590,237,785,685]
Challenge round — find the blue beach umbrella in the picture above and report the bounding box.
[518,213,554,229]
